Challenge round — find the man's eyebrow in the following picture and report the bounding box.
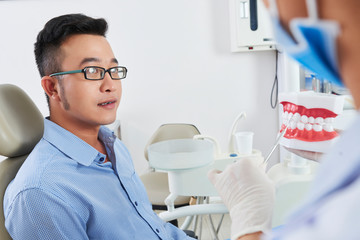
[78,57,119,67]
[79,57,100,67]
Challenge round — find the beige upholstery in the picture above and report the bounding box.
[140,172,186,206]
[140,124,200,208]
[0,84,44,240]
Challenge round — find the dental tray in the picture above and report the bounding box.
[148,139,214,171]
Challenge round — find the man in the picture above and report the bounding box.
[209,0,360,240]
[4,14,193,239]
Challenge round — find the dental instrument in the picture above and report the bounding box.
[263,119,291,165]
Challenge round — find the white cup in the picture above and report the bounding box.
[234,131,254,155]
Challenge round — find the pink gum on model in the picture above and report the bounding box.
[279,91,344,153]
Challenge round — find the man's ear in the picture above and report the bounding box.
[41,76,60,102]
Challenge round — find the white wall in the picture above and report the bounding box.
[0,0,279,174]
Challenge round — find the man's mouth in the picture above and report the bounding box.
[98,101,116,106]
[97,99,117,109]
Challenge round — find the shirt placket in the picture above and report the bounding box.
[118,174,168,239]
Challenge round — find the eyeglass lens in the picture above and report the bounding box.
[84,67,126,80]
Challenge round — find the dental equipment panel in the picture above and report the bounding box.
[148,139,214,171]
[229,0,276,52]
[279,91,344,153]
[147,113,263,221]
[147,112,319,231]
[267,153,319,227]
[148,137,263,199]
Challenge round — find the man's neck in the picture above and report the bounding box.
[49,114,104,154]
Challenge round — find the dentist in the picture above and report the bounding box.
[209,0,360,240]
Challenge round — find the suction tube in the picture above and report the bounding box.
[228,112,247,153]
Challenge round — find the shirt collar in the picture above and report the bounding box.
[43,119,116,166]
[98,125,117,146]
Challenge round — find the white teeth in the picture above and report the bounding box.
[300,115,308,124]
[325,117,334,123]
[293,113,301,122]
[297,122,305,130]
[324,124,334,132]
[283,111,289,120]
[288,112,293,121]
[290,121,297,129]
[308,117,315,124]
[282,111,335,133]
[315,117,324,124]
[99,101,112,106]
[313,124,323,132]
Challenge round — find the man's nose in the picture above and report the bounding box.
[100,72,116,92]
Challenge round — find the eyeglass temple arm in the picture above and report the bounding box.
[49,69,82,77]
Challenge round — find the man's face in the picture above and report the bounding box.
[56,34,122,127]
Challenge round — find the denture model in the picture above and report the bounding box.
[279,91,344,153]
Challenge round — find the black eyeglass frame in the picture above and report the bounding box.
[49,66,128,80]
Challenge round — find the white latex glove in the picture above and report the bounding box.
[208,158,275,240]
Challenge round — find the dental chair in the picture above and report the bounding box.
[140,124,201,228]
[0,84,44,240]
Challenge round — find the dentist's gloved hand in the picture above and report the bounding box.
[208,158,275,240]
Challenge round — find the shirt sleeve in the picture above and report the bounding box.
[5,188,88,240]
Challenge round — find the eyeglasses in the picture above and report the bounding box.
[49,66,127,80]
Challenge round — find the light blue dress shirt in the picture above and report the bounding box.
[4,119,192,240]
[266,111,360,240]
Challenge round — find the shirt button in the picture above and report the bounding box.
[99,157,104,162]
[134,201,138,206]
[156,229,160,233]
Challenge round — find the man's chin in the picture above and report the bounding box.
[100,117,117,126]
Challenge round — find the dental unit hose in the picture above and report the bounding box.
[228,112,247,153]
[270,50,279,109]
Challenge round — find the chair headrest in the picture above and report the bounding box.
[0,84,44,157]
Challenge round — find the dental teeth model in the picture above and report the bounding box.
[279,91,344,153]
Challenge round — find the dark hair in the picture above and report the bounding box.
[35,13,108,77]
[34,14,108,108]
